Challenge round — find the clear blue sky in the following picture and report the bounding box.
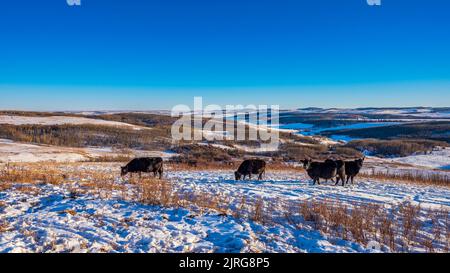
[0,0,449,110]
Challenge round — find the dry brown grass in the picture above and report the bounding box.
[83,155,134,163]
[284,199,449,252]
[138,178,175,206]
[0,181,12,191]
[0,221,11,233]
[0,163,64,185]
[361,170,450,187]
[134,178,446,252]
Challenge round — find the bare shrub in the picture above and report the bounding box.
[399,203,421,245]
[379,216,396,251]
[251,198,265,223]
[138,178,174,206]
[0,221,11,233]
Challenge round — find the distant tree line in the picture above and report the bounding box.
[345,138,448,157]
[0,124,172,151]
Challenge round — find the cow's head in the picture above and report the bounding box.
[300,158,311,169]
[356,157,365,167]
[121,166,128,176]
[234,171,242,181]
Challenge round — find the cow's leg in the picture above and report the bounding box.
[351,176,354,185]
[258,172,263,180]
[346,176,350,185]
[249,174,252,180]
[159,168,163,179]
[139,172,142,179]
[335,177,340,186]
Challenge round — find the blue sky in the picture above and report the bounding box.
[0,0,449,110]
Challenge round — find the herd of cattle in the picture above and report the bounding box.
[121,156,365,186]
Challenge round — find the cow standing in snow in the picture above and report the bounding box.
[301,158,346,185]
[235,159,266,181]
[121,157,164,179]
[335,157,365,185]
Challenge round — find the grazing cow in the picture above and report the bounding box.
[336,157,365,185]
[235,159,266,181]
[121,157,164,179]
[301,158,345,185]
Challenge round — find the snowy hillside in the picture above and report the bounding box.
[0,139,175,163]
[287,107,450,119]
[388,147,450,170]
[0,115,145,130]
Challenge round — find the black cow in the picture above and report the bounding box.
[235,159,266,181]
[301,158,345,185]
[335,157,365,185]
[121,157,164,179]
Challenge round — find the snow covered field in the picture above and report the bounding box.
[0,139,88,163]
[1,163,449,253]
[0,115,145,130]
[284,107,450,119]
[0,139,174,163]
[168,170,450,211]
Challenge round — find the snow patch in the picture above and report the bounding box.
[389,147,450,169]
[0,115,146,130]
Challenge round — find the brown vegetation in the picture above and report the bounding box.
[90,113,177,128]
[0,124,172,150]
[285,200,449,252]
[361,170,450,187]
[83,155,135,163]
[0,111,83,118]
[346,138,448,157]
[169,144,242,166]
